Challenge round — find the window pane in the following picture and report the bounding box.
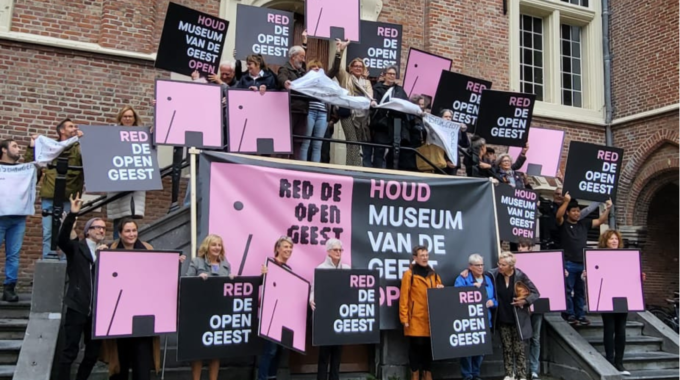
[534,51,543,67]
[523,48,533,65]
[535,68,543,83]
[524,66,534,82]
[563,90,573,106]
[561,24,570,38]
[563,56,572,72]
[573,75,582,91]
[561,0,588,7]
[534,17,543,33]
[533,34,542,50]
[562,73,572,90]
[572,26,581,42]
[573,92,582,107]
[562,40,571,56]
[573,58,581,74]
[523,31,533,49]
[523,82,534,95]
[522,15,532,31]
[535,85,544,101]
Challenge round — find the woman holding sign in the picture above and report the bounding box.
[185,234,234,380]
[399,245,443,380]
[488,251,539,380]
[107,106,146,239]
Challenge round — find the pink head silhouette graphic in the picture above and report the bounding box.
[402,48,452,103]
[515,251,567,313]
[585,249,644,313]
[226,90,292,154]
[305,0,360,41]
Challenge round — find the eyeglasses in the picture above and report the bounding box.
[330,248,344,252]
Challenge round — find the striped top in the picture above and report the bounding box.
[309,100,326,112]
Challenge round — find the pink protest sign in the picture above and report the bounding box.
[514,251,567,313]
[226,89,293,154]
[205,161,353,283]
[259,259,311,353]
[402,48,452,103]
[154,79,223,148]
[585,249,645,313]
[508,127,564,177]
[93,250,180,338]
[305,0,360,42]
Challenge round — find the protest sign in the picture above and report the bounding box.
[177,276,261,361]
[155,79,223,149]
[508,127,564,177]
[422,114,461,166]
[199,153,500,329]
[312,269,380,346]
[156,2,228,77]
[402,49,452,103]
[431,71,493,129]
[78,126,162,193]
[515,251,567,313]
[428,287,492,360]
[476,90,535,147]
[235,5,293,66]
[226,89,292,154]
[347,21,402,78]
[33,135,78,164]
[290,69,371,110]
[305,0,360,41]
[585,249,644,313]
[494,184,538,243]
[0,164,36,216]
[93,250,180,339]
[563,141,624,202]
[259,259,310,353]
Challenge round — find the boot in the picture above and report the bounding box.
[411,371,420,380]
[423,370,433,380]
[2,284,18,303]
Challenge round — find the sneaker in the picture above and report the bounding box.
[578,317,591,326]
[531,372,540,379]
[615,364,630,375]
[567,315,578,325]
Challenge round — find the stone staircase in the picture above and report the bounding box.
[0,294,30,380]
[576,315,679,380]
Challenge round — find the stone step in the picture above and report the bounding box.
[0,365,14,380]
[575,320,645,338]
[620,351,680,371]
[626,369,680,380]
[0,319,28,340]
[0,295,31,320]
[587,335,665,354]
[0,340,22,365]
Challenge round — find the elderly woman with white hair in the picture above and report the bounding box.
[309,238,350,380]
[491,143,530,188]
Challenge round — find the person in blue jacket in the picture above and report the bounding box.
[454,253,497,380]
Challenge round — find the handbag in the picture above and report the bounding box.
[416,144,447,171]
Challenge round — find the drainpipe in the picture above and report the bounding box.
[602,0,617,229]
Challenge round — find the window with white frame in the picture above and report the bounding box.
[510,0,604,121]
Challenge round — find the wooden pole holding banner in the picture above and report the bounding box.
[189,147,201,259]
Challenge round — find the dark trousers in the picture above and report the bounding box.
[257,340,281,380]
[58,308,102,380]
[602,313,628,365]
[110,337,154,380]
[292,113,308,160]
[317,345,342,380]
[408,337,432,372]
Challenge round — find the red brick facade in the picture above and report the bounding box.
[0,0,677,301]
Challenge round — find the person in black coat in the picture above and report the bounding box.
[57,193,108,380]
[236,54,278,93]
[368,65,409,168]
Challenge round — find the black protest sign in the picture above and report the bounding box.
[312,269,380,346]
[431,71,493,129]
[494,184,539,243]
[347,21,403,78]
[235,4,293,66]
[476,90,535,147]
[563,141,624,202]
[78,126,162,193]
[156,2,229,77]
[177,276,261,362]
[428,287,492,360]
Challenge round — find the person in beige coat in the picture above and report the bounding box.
[327,39,375,166]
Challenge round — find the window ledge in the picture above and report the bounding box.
[534,100,605,126]
[0,30,156,61]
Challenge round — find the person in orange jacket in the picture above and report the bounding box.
[399,245,444,380]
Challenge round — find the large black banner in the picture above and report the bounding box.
[199,153,500,330]
[177,276,261,361]
[428,286,492,360]
[431,71,492,129]
[312,269,380,346]
[494,184,538,243]
[476,90,536,147]
[347,20,403,78]
[563,141,624,202]
[156,2,229,77]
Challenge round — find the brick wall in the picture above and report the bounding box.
[610,0,679,118]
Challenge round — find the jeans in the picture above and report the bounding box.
[0,216,25,285]
[258,340,280,380]
[41,198,70,260]
[361,145,386,168]
[299,109,328,162]
[529,314,543,374]
[58,308,102,380]
[460,355,483,379]
[317,345,342,380]
[565,261,585,319]
[602,313,627,366]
